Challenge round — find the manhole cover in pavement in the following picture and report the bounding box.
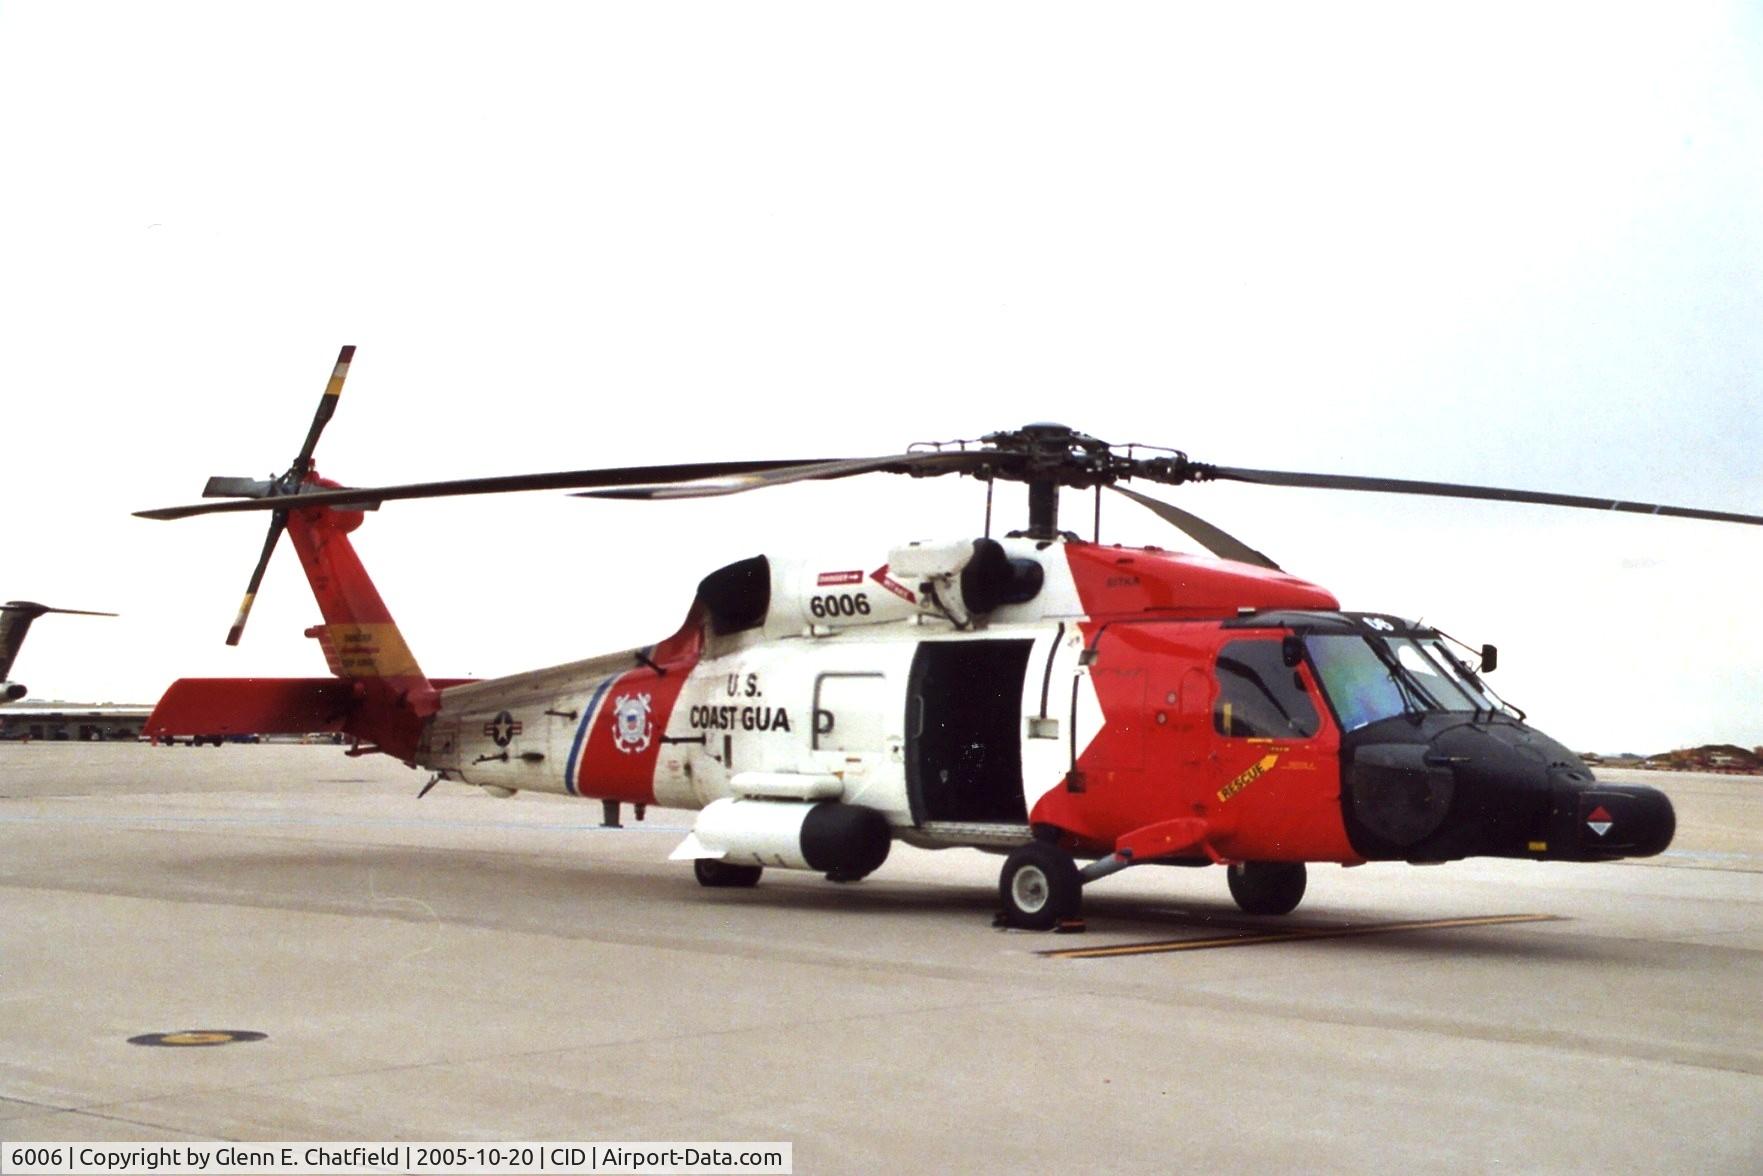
[127,1030,268,1047]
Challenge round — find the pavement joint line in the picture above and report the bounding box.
[0,1093,218,1141]
[0,810,692,835]
[44,1106,218,1141]
[1042,912,1564,959]
[33,992,1069,1127]
[0,1093,82,1114]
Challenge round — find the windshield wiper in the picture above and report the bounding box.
[1367,640,1433,723]
[1434,640,1525,722]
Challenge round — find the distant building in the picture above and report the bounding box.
[1632,744,1763,774]
[0,701,151,742]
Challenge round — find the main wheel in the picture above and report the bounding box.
[1226,861,1307,915]
[998,842,1082,930]
[694,858,763,888]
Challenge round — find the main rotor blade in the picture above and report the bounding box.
[571,451,989,500]
[1110,486,1281,570]
[293,345,355,473]
[136,459,847,521]
[1202,466,1763,527]
[226,514,286,645]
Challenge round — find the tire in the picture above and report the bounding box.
[998,842,1082,930]
[694,858,763,888]
[1226,861,1307,915]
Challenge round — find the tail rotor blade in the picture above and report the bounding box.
[1111,485,1281,570]
[293,345,355,474]
[226,514,287,646]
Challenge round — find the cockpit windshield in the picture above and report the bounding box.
[1305,632,1497,733]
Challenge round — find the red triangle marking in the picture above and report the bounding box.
[1587,805,1612,822]
[870,564,917,604]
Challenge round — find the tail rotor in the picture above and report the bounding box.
[219,345,356,645]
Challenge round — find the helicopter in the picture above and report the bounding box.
[137,347,1763,929]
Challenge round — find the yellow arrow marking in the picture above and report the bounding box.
[1217,753,1280,803]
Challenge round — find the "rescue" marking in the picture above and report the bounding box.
[1043,912,1561,960]
[1217,754,1279,803]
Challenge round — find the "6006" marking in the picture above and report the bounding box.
[809,592,871,619]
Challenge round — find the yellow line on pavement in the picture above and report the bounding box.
[1045,912,1561,960]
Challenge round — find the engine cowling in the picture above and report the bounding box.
[1,681,26,703]
[672,798,892,881]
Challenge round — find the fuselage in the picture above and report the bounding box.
[413,536,1673,868]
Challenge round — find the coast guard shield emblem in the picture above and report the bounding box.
[610,692,653,754]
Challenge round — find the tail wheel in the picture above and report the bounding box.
[1226,861,1307,915]
[694,858,763,888]
[998,842,1081,930]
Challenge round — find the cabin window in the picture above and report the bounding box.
[813,672,887,752]
[1214,640,1321,739]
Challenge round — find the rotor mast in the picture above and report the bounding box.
[1026,478,1060,540]
[997,423,1114,541]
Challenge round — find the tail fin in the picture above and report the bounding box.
[143,346,443,761]
[150,490,442,762]
[284,482,443,742]
[284,488,427,684]
[1,602,116,702]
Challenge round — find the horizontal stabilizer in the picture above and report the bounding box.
[147,678,356,737]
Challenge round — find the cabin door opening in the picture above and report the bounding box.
[906,639,1033,825]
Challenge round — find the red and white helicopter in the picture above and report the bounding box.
[138,348,1762,929]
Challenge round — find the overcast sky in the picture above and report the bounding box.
[2,3,1758,754]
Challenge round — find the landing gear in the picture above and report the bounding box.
[693,858,763,888]
[998,842,1081,930]
[1226,861,1307,915]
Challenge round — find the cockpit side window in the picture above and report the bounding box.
[1214,639,1321,739]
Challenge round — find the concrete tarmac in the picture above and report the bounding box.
[2,744,1759,1172]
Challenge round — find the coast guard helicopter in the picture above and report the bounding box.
[138,348,1762,928]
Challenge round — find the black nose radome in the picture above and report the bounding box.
[1546,782,1675,861]
[1340,715,1674,863]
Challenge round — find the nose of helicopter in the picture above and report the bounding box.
[1340,716,1676,862]
[1542,775,1675,860]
